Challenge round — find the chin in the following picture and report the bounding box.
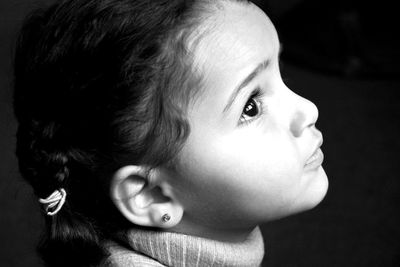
[259,168,328,223]
[302,166,329,211]
[283,167,329,219]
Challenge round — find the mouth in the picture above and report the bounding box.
[304,138,324,170]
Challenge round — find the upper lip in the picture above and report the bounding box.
[306,134,323,164]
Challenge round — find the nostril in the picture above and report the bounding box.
[308,120,316,129]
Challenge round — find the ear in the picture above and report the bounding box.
[110,165,183,228]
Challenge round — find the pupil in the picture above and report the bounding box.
[244,99,258,117]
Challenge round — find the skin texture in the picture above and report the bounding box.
[111,1,328,243]
[165,1,329,241]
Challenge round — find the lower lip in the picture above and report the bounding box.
[304,148,324,171]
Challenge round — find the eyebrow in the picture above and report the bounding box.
[223,59,270,113]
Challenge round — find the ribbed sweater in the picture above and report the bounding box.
[103,227,264,266]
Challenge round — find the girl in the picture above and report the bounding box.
[13,0,328,266]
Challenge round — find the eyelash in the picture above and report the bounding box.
[239,87,265,125]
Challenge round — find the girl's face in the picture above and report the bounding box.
[166,2,328,237]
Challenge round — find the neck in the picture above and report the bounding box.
[170,218,257,243]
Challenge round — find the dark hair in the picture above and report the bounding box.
[13,0,248,265]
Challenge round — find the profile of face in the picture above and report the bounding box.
[112,1,328,241]
[164,1,328,236]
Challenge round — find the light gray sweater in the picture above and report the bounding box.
[103,227,264,266]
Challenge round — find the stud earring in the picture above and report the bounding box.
[162,214,171,223]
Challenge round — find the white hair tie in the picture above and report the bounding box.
[39,188,67,216]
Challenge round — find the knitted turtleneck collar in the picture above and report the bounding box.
[107,226,264,267]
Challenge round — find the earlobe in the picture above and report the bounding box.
[110,165,183,228]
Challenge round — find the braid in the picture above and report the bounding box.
[17,121,65,196]
[13,0,226,265]
[16,120,107,266]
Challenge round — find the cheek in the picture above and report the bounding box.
[210,130,300,183]
[212,131,303,202]
[174,128,304,222]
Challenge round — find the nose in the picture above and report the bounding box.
[287,89,319,137]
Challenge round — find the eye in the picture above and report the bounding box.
[239,89,263,124]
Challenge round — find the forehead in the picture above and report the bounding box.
[190,1,279,103]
